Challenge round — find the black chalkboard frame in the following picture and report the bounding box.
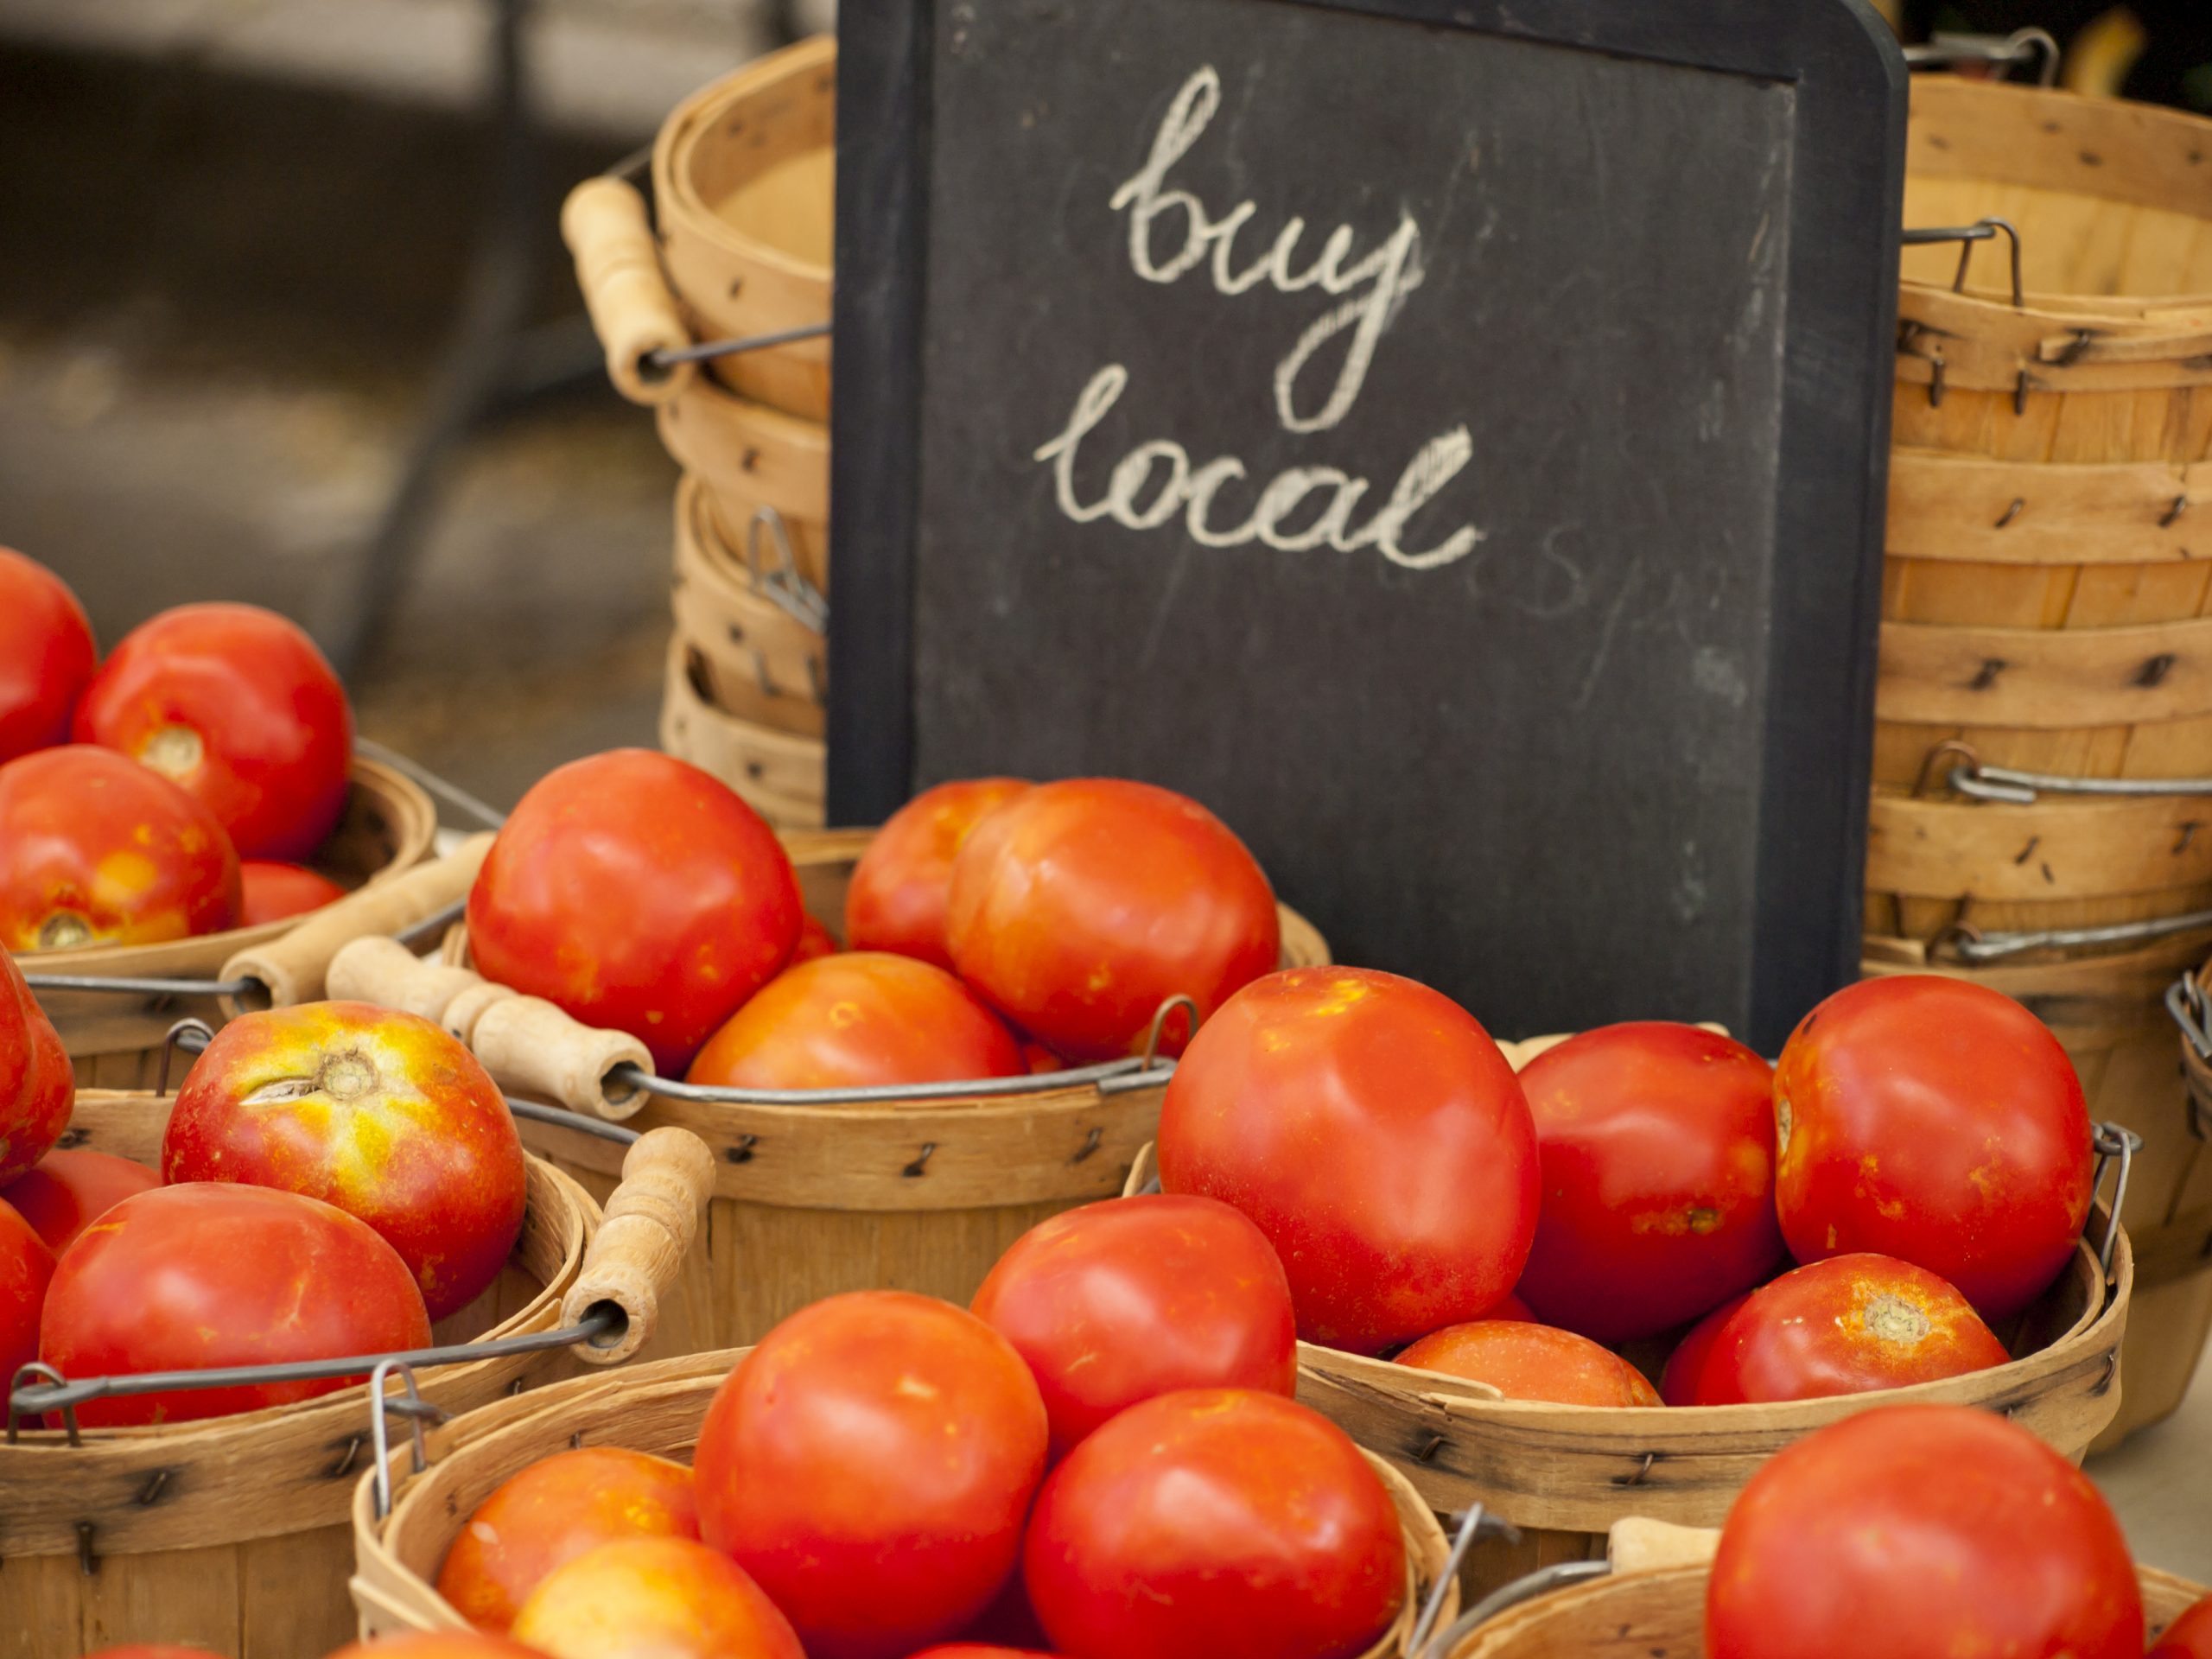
[830,0,1907,1051]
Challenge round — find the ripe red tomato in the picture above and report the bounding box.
[1026,1389,1404,1659]
[946,779,1278,1062]
[508,1537,803,1659]
[163,1001,525,1321]
[911,1650,1054,1658]
[847,778,1032,970]
[1479,1291,1535,1322]
[696,1291,1047,1659]
[1395,1320,1662,1407]
[972,1193,1298,1459]
[0,1196,55,1382]
[1514,1023,1783,1343]
[238,860,346,925]
[1158,967,1537,1354]
[790,912,837,965]
[0,947,72,1184]
[1687,1253,2009,1406]
[468,751,801,1074]
[325,1636,548,1659]
[437,1446,699,1632]
[0,549,97,764]
[2151,1598,2212,1659]
[1706,1404,2142,1659]
[0,746,240,950]
[1,1149,159,1254]
[1659,1290,1752,1408]
[1776,976,2092,1318]
[687,952,1026,1091]
[38,1182,430,1426]
[73,602,353,861]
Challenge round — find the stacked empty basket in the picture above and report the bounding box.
[563,35,835,827]
[1864,72,2212,1446]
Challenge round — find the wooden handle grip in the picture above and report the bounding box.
[326,936,487,1023]
[562,1127,716,1365]
[1606,1518,1719,1574]
[562,177,694,407]
[219,834,495,1015]
[469,994,655,1122]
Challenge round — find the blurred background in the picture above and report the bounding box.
[0,0,2202,812]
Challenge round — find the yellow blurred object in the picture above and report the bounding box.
[2064,7,2149,97]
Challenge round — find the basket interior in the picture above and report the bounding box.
[685,67,836,270]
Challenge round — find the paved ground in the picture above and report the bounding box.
[2094,1355,2212,1577]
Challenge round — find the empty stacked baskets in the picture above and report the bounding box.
[563,35,834,827]
[1865,71,2212,1446]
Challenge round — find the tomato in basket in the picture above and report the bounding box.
[846,777,1030,969]
[0,548,96,765]
[509,1536,803,1659]
[1395,1319,1662,1408]
[238,860,346,925]
[1,1148,159,1254]
[0,1196,54,1382]
[0,947,73,1185]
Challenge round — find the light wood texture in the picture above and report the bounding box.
[1878,616,2212,728]
[220,830,493,1016]
[1866,791,2212,900]
[1887,452,2207,566]
[16,758,436,1066]
[657,371,829,529]
[671,471,826,737]
[560,1128,718,1364]
[561,176,696,407]
[699,472,827,599]
[658,636,825,828]
[353,1348,1454,1656]
[327,935,485,1021]
[4,1090,601,1659]
[1604,1518,1719,1575]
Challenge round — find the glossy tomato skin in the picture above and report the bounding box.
[847,778,1032,970]
[1,1148,159,1254]
[468,751,801,1074]
[437,1446,699,1632]
[1658,1290,1753,1408]
[1515,1023,1783,1343]
[1025,1389,1404,1659]
[695,1290,1049,1659]
[1395,1320,1662,1408]
[2150,1597,2212,1659]
[39,1182,430,1426]
[971,1192,1299,1459]
[0,948,73,1183]
[1775,975,2092,1319]
[946,779,1278,1062]
[74,602,353,861]
[326,1635,547,1659]
[1158,968,1538,1354]
[1707,1404,2142,1659]
[0,1197,55,1382]
[687,952,1025,1091]
[509,1537,804,1659]
[0,549,96,763]
[0,746,239,950]
[789,912,837,965]
[237,860,346,925]
[1688,1253,2009,1406]
[163,1001,525,1321]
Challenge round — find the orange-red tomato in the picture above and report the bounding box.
[946,779,1278,1062]
[39,1182,430,1426]
[0,947,72,1184]
[1395,1320,1662,1407]
[436,1446,699,1633]
[509,1537,804,1659]
[789,912,837,965]
[1026,1389,1404,1659]
[1706,1405,2142,1659]
[1514,1023,1783,1344]
[1478,1291,1536,1322]
[972,1193,1298,1459]
[1686,1253,2009,1406]
[2150,1597,2212,1659]
[1775,976,2091,1319]
[1659,1290,1753,1408]
[1158,968,1537,1354]
[0,548,96,764]
[1,1148,159,1254]
[74,602,353,861]
[687,953,1026,1092]
[1020,1040,1063,1074]
[468,751,801,1074]
[695,1291,1048,1659]
[163,1001,525,1321]
[0,746,240,950]
[847,778,1032,970]
[326,1635,547,1659]
[0,1196,55,1382]
[238,860,346,925]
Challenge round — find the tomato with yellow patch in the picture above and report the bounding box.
[0,1196,54,1383]
[38,1182,430,1426]
[1158,967,1537,1354]
[1774,975,2092,1319]
[687,952,1025,1092]
[162,1001,525,1320]
[510,1537,803,1659]
[468,750,802,1074]
[695,1290,1048,1659]
[1395,1319,1662,1408]
[0,548,96,764]
[238,860,346,925]
[845,777,1031,970]
[0,946,73,1185]
[2,1148,159,1253]
[946,779,1278,1063]
[0,746,239,950]
[325,1635,545,1659]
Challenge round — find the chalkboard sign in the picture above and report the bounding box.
[830,0,1906,1052]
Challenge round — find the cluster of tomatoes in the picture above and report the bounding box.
[0,547,359,950]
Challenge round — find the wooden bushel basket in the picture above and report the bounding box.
[670,473,825,739]
[350,1346,1459,1655]
[13,755,437,1087]
[658,636,825,829]
[0,1089,645,1659]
